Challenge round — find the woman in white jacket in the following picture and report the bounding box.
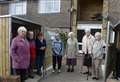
[82,29,95,75]
[92,32,106,80]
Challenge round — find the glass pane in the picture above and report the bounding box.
[9,1,27,15]
[38,0,60,13]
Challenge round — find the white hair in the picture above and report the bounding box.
[95,32,101,37]
[17,26,27,33]
[85,28,91,33]
[68,32,74,37]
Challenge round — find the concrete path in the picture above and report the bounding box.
[26,56,104,82]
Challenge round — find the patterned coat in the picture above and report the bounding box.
[11,36,30,69]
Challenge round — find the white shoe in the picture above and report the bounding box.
[52,70,55,73]
[58,70,61,73]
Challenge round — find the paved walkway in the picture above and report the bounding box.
[26,56,104,82]
[39,66,103,82]
[107,79,119,82]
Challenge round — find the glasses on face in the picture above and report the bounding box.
[22,31,26,33]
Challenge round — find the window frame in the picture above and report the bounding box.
[38,0,61,14]
[9,1,27,15]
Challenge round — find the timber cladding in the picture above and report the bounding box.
[0,17,10,76]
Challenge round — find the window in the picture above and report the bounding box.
[38,0,60,14]
[9,1,27,15]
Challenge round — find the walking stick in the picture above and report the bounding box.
[42,58,47,79]
[87,66,89,80]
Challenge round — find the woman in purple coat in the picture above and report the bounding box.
[11,26,30,82]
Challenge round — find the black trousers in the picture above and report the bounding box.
[13,69,27,82]
[52,55,62,70]
[36,54,45,73]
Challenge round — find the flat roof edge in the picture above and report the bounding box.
[0,15,11,18]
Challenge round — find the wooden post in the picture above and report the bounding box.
[102,0,108,42]
[0,15,11,76]
[71,0,77,37]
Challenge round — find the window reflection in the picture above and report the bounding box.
[9,1,27,15]
[38,0,61,14]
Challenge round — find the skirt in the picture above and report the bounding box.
[66,58,77,66]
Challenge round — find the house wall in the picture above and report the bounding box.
[19,0,71,28]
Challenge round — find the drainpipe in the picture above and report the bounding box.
[69,0,72,32]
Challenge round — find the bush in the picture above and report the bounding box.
[59,32,68,51]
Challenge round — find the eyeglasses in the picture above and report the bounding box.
[21,31,26,33]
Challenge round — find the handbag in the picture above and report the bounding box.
[83,54,92,67]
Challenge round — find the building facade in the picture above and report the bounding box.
[0,0,71,76]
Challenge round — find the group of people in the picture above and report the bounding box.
[50,29,106,80]
[10,26,106,82]
[82,29,106,80]
[11,26,46,82]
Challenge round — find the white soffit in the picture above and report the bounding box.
[77,24,102,30]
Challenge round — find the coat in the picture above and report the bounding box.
[10,36,30,69]
[29,40,36,61]
[66,38,78,59]
[92,40,106,59]
[36,39,46,65]
[82,34,95,54]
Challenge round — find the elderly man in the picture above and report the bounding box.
[82,28,95,75]
[11,26,30,82]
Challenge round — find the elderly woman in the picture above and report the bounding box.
[11,26,30,82]
[36,32,46,76]
[66,32,78,72]
[82,28,95,75]
[28,31,36,78]
[92,32,106,80]
[52,33,63,73]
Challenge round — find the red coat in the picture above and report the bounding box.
[29,40,36,61]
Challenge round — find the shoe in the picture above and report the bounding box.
[71,69,74,72]
[92,77,96,80]
[83,72,89,74]
[21,80,25,82]
[95,77,99,80]
[58,70,61,73]
[67,68,70,72]
[37,72,42,76]
[52,70,56,73]
[89,72,92,76]
[29,75,34,79]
